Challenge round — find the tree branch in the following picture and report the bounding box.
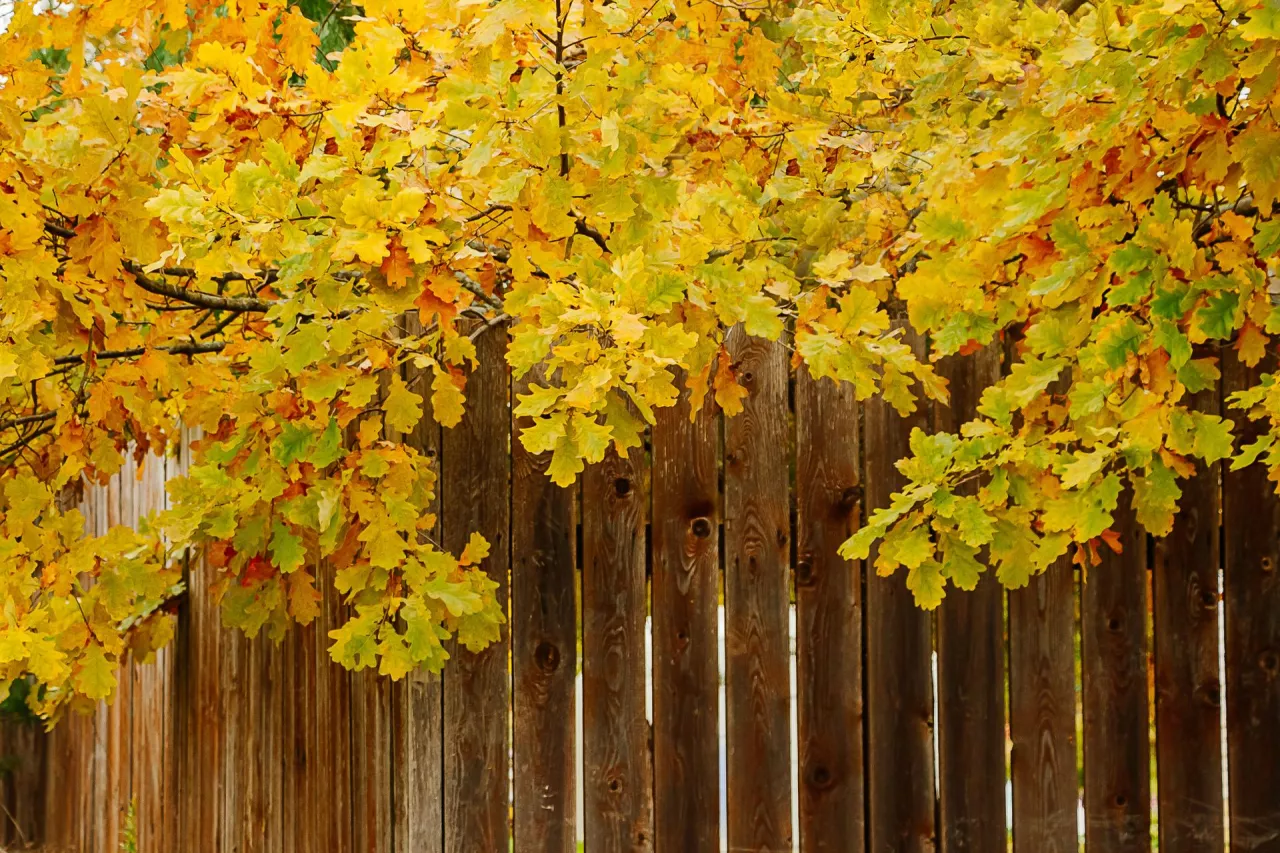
[122,261,272,313]
[52,340,228,367]
[0,411,56,432]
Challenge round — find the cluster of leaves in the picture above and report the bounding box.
[1,0,1279,717]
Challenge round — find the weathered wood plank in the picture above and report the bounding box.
[319,558,355,853]
[511,366,577,853]
[583,438,653,852]
[1223,346,1280,853]
[1082,492,1151,852]
[935,345,1006,853]
[794,366,864,853]
[865,324,935,853]
[723,329,793,852]
[1009,556,1078,853]
[351,665,394,853]
[651,374,721,852]
[442,322,511,853]
[1152,378,1223,853]
[393,313,445,853]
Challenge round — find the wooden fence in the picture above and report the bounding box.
[5,328,1280,853]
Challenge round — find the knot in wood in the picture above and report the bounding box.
[534,641,560,672]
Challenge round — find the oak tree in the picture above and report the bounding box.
[1,0,1277,718]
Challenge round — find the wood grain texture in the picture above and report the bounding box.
[393,315,445,853]
[442,322,511,853]
[934,345,1006,853]
[1223,346,1280,853]
[1152,381,1224,853]
[865,324,935,853]
[723,329,794,853]
[651,374,721,853]
[1009,556,1078,853]
[512,367,578,853]
[1082,492,1151,852]
[583,440,653,853]
[794,366,865,853]
[352,666,394,853]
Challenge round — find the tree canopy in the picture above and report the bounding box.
[1,0,1278,719]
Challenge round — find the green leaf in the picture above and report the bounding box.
[1132,461,1181,537]
[906,560,945,609]
[274,421,315,466]
[270,521,306,574]
[1191,412,1234,464]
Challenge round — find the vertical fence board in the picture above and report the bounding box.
[865,324,935,853]
[319,559,355,853]
[651,375,721,852]
[442,322,511,853]
[3,715,45,848]
[393,316,445,853]
[1154,381,1224,852]
[281,608,311,853]
[1082,493,1151,852]
[583,440,653,852]
[935,346,1006,853]
[191,546,222,853]
[512,367,578,853]
[723,330,793,852]
[1009,555,1078,853]
[794,366,864,853]
[352,668,393,853]
[1224,347,1280,853]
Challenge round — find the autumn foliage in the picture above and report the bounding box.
[1,0,1278,719]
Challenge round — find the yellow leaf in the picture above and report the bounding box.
[459,531,490,566]
[432,367,466,428]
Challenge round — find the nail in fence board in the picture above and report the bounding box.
[651,374,721,852]
[795,365,865,852]
[723,329,794,852]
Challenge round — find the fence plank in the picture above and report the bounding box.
[651,375,721,852]
[794,366,864,853]
[935,346,1006,853]
[511,366,578,853]
[865,324,935,853]
[1082,493,1151,852]
[350,377,399,853]
[393,315,445,853]
[442,322,511,853]
[583,439,653,852]
[1009,555,1078,853]
[1223,346,1280,853]
[723,329,793,852]
[1153,380,1224,853]
[352,667,393,853]
[135,453,172,853]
